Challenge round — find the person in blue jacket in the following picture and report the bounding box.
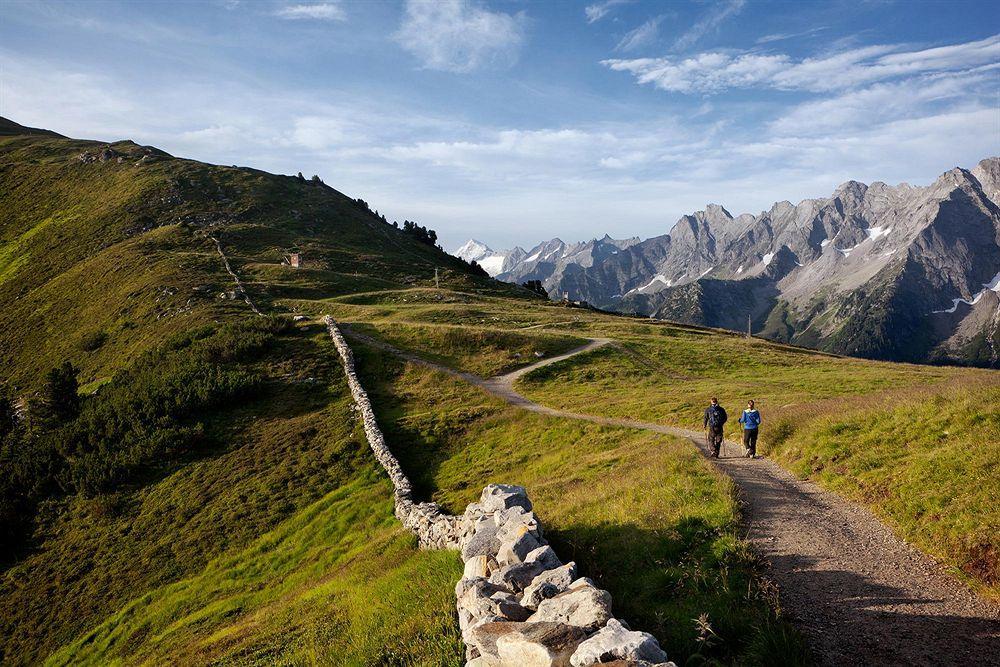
[738,400,761,458]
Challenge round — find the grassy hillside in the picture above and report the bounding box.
[2,122,996,665]
[0,124,514,392]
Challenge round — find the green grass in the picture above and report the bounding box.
[347,320,586,376]
[1,322,463,666]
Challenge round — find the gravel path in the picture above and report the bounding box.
[345,329,1000,665]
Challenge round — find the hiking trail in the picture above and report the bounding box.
[344,328,1000,665]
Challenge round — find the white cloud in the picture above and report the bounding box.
[603,34,1000,93]
[394,0,526,73]
[756,26,829,44]
[616,15,666,52]
[585,0,631,24]
[672,0,745,51]
[4,35,996,251]
[274,3,346,21]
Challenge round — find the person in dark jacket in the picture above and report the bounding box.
[738,399,761,458]
[703,397,727,458]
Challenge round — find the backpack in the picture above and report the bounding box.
[707,405,726,428]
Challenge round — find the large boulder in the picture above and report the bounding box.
[497,524,543,566]
[468,621,522,664]
[495,622,588,667]
[480,484,533,513]
[523,562,578,609]
[570,618,669,666]
[528,579,613,631]
[463,515,501,560]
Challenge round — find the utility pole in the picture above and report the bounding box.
[747,313,752,339]
[434,267,439,289]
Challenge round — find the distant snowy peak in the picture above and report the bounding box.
[454,239,492,262]
[452,239,512,277]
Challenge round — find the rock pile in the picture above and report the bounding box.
[455,484,673,666]
[325,316,675,666]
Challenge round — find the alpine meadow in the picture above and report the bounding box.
[2,1,1000,666]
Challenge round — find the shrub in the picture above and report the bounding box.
[78,331,108,352]
[0,318,286,556]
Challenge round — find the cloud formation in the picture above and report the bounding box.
[394,0,525,73]
[671,0,745,51]
[274,3,346,21]
[603,34,1000,93]
[616,14,666,52]
[585,0,631,24]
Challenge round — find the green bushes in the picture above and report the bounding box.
[0,316,290,560]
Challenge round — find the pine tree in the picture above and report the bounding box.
[40,362,80,424]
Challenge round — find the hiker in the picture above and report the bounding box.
[703,397,727,458]
[739,399,761,458]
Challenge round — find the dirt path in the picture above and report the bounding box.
[344,328,1000,665]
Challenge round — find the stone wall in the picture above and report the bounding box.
[325,316,674,667]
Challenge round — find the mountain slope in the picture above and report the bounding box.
[482,160,1000,366]
[0,120,515,665]
[0,119,514,392]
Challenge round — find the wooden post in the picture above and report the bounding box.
[434,267,439,289]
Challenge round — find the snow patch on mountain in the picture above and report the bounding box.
[932,271,1000,313]
[626,274,672,295]
[866,226,891,241]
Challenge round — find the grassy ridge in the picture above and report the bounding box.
[321,293,1000,599]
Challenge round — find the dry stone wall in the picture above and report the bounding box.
[325,316,675,667]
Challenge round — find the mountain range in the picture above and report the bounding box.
[456,158,1000,367]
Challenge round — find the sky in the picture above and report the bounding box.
[2,0,999,251]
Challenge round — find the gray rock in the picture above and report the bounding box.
[528,580,613,631]
[463,516,501,560]
[495,622,588,667]
[570,618,669,666]
[498,526,543,566]
[525,545,562,570]
[468,620,521,663]
[480,483,533,513]
[523,562,578,609]
[490,560,545,591]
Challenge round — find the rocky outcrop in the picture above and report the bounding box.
[325,316,675,666]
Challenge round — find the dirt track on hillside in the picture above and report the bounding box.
[345,329,1000,665]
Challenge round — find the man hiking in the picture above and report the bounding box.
[739,399,761,458]
[703,397,727,458]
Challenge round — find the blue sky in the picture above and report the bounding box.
[2,0,998,250]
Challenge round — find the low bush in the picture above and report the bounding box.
[0,316,290,560]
